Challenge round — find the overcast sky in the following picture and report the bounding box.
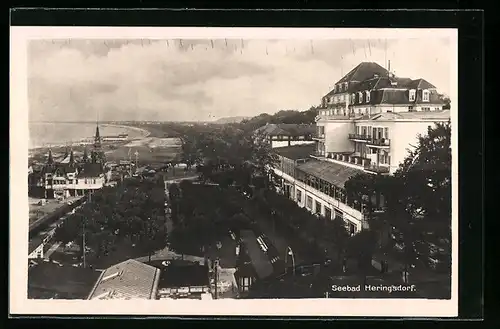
[28,37,452,122]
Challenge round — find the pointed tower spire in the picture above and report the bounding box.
[47,149,53,165]
[69,149,75,166]
[63,146,69,159]
[94,124,101,149]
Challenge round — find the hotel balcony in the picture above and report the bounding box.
[364,164,390,174]
[367,138,391,148]
[348,134,372,142]
[320,152,390,175]
[326,152,372,167]
[312,133,325,140]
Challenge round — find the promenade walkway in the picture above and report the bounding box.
[44,242,62,259]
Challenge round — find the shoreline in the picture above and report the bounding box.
[29,123,151,151]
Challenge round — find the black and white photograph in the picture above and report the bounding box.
[10,27,458,317]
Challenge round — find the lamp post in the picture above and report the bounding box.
[285,246,296,276]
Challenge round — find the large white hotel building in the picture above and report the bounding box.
[268,62,450,235]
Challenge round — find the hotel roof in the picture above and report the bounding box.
[254,124,315,137]
[335,62,389,85]
[77,163,104,178]
[273,144,315,160]
[296,159,364,188]
[370,110,451,121]
[29,260,102,299]
[158,264,209,289]
[87,259,161,300]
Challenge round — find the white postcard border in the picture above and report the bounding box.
[10,26,458,317]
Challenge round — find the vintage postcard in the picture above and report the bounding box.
[10,26,458,317]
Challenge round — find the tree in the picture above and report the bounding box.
[346,230,378,278]
[53,213,85,257]
[323,217,350,264]
[140,216,168,262]
[250,134,279,181]
[168,183,181,224]
[438,94,451,110]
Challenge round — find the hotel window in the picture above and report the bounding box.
[324,207,332,220]
[358,92,363,103]
[408,106,414,112]
[384,127,389,139]
[335,85,339,92]
[422,89,430,102]
[306,196,313,209]
[422,107,431,112]
[365,91,370,102]
[348,222,356,236]
[296,190,302,203]
[334,209,343,220]
[315,201,322,215]
[409,89,416,102]
[330,96,335,104]
[344,82,348,90]
[358,108,362,115]
[351,93,356,104]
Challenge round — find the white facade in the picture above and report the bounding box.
[322,121,355,154]
[271,140,315,148]
[28,244,44,259]
[317,113,450,175]
[273,168,364,234]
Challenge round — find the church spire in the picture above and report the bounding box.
[94,124,101,149]
[69,149,75,166]
[47,149,53,165]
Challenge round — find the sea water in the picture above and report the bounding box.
[29,122,148,149]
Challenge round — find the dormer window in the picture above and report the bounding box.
[422,89,430,102]
[335,85,339,93]
[344,82,348,90]
[351,93,356,104]
[365,91,371,103]
[330,96,335,104]
[358,92,363,103]
[409,89,416,102]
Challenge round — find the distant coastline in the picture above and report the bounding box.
[29,123,150,151]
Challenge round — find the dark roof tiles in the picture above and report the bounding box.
[77,163,103,178]
[335,62,389,84]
